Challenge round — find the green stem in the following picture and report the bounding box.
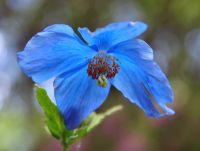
[61,140,69,151]
[61,133,69,151]
[62,145,68,151]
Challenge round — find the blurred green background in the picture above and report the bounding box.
[0,0,200,151]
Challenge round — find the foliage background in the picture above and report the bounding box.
[0,0,200,150]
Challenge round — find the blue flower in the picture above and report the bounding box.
[17,21,174,130]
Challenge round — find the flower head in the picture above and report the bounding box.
[17,21,174,130]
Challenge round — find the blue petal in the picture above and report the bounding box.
[78,21,147,50]
[108,39,153,60]
[110,40,174,117]
[17,24,96,84]
[77,27,93,45]
[44,24,85,45]
[44,24,75,36]
[111,59,161,117]
[54,66,111,130]
[109,39,173,102]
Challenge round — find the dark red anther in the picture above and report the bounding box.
[87,52,119,80]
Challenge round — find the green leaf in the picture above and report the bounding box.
[35,85,69,139]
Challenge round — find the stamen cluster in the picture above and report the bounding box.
[87,52,119,79]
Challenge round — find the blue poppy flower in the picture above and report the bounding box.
[17,21,174,130]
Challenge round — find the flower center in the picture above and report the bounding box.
[87,51,119,87]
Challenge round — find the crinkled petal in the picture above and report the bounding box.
[17,24,96,84]
[78,21,147,50]
[44,24,85,45]
[111,59,161,117]
[110,40,174,117]
[54,66,111,130]
[138,61,174,104]
[77,27,93,45]
[108,39,153,60]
